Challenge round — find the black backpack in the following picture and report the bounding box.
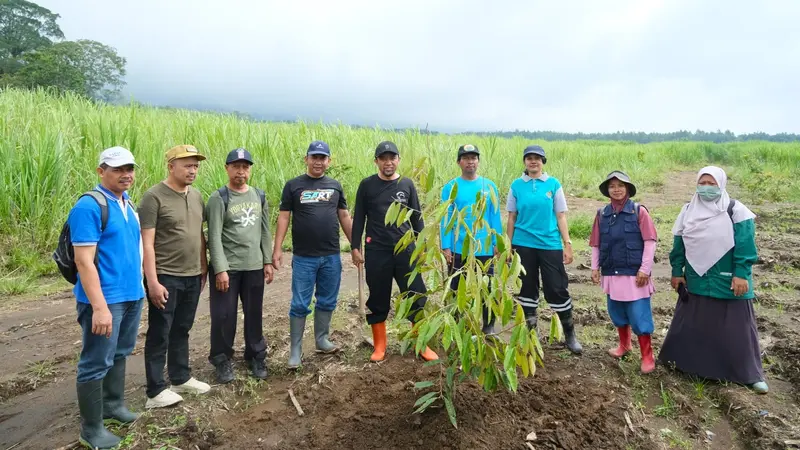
[217,185,266,212]
[52,191,136,285]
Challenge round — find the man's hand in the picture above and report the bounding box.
[636,271,650,287]
[443,249,453,264]
[351,249,364,266]
[591,270,600,285]
[272,249,283,270]
[563,244,574,265]
[148,281,169,309]
[92,306,113,338]
[215,272,229,293]
[264,264,275,284]
[731,276,749,296]
[671,276,686,291]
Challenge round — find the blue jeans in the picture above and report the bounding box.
[76,299,144,383]
[607,295,654,335]
[290,254,342,317]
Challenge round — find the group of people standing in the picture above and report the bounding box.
[65,141,768,450]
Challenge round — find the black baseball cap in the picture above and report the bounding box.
[457,144,480,159]
[307,140,331,156]
[226,148,254,165]
[374,141,400,158]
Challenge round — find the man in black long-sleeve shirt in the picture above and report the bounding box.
[351,141,439,363]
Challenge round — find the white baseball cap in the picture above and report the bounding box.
[98,146,137,168]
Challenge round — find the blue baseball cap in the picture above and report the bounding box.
[523,145,546,158]
[307,140,331,156]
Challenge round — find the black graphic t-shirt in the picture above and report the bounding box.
[351,174,424,251]
[280,174,347,257]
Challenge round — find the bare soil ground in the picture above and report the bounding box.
[2,172,800,450]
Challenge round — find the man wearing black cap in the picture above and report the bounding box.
[440,144,503,334]
[272,140,353,369]
[351,141,438,363]
[206,148,274,382]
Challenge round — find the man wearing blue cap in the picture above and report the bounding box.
[507,145,583,354]
[206,148,274,382]
[272,140,353,369]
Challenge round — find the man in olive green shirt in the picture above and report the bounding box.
[206,148,274,382]
[139,144,211,409]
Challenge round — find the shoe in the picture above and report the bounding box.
[525,312,538,331]
[145,389,183,409]
[314,309,340,353]
[215,360,235,384]
[419,346,439,361]
[750,381,769,394]
[288,316,306,369]
[249,359,268,380]
[608,326,633,358]
[370,322,387,362]
[638,334,655,374]
[171,377,211,395]
[77,379,121,450]
[102,358,140,425]
[557,309,583,355]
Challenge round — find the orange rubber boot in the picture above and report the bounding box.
[608,325,632,358]
[419,346,439,362]
[370,322,387,362]
[638,334,655,374]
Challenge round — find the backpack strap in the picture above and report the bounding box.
[83,190,109,232]
[727,199,736,222]
[217,186,230,212]
[255,187,266,210]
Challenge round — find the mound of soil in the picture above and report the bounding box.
[216,356,653,450]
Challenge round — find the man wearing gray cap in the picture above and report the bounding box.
[63,146,145,449]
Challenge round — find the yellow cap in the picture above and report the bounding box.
[165,144,206,163]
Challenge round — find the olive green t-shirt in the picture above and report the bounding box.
[138,182,206,277]
[205,186,273,274]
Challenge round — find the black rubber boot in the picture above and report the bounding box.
[557,309,583,355]
[78,379,121,449]
[524,308,538,332]
[103,358,140,425]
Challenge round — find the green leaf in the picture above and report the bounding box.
[426,165,436,192]
[444,396,458,429]
[446,367,455,390]
[400,336,411,356]
[502,295,513,326]
[414,392,439,413]
[520,351,530,377]
[549,313,563,345]
[456,275,467,311]
[528,355,537,376]
[506,366,519,392]
[452,316,464,353]
[531,329,544,360]
[509,325,521,348]
[415,321,430,355]
[414,381,435,390]
[442,321,452,350]
[448,180,459,201]
[503,344,515,372]
[384,200,399,225]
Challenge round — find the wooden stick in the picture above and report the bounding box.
[288,389,304,417]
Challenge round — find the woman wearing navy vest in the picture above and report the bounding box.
[589,171,657,374]
[658,166,768,394]
[506,145,582,355]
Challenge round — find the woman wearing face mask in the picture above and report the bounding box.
[589,171,657,374]
[658,166,767,394]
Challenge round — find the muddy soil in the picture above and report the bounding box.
[2,172,800,450]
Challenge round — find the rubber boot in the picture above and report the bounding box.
[525,308,538,331]
[77,379,121,450]
[103,358,140,425]
[557,309,583,355]
[288,316,306,369]
[638,334,655,374]
[370,322,387,362]
[314,309,340,353]
[608,326,632,358]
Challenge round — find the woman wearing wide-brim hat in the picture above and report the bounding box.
[589,171,658,374]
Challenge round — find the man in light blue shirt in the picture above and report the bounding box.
[440,144,503,334]
[67,147,145,449]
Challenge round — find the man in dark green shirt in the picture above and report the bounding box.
[206,148,274,382]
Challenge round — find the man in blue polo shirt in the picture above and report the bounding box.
[440,144,503,334]
[67,146,146,449]
[506,145,582,354]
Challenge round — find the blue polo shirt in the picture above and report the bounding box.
[440,176,503,256]
[67,185,145,304]
[506,173,568,250]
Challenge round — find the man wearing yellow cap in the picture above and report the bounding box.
[138,145,211,408]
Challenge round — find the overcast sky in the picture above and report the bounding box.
[36,0,800,134]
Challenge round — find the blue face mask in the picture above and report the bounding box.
[696,185,721,201]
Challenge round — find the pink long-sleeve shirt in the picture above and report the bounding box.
[589,205,657,302]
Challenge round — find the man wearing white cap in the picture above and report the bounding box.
[65,146,145,449]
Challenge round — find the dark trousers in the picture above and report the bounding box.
[364,245,427,325]
[208,268,266,365]
[144,274,201,399]
[448,253,495,327]
[513,245,572,315]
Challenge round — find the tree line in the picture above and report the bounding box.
[0,0,126,101]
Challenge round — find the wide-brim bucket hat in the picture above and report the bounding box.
[599,170,637,198]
